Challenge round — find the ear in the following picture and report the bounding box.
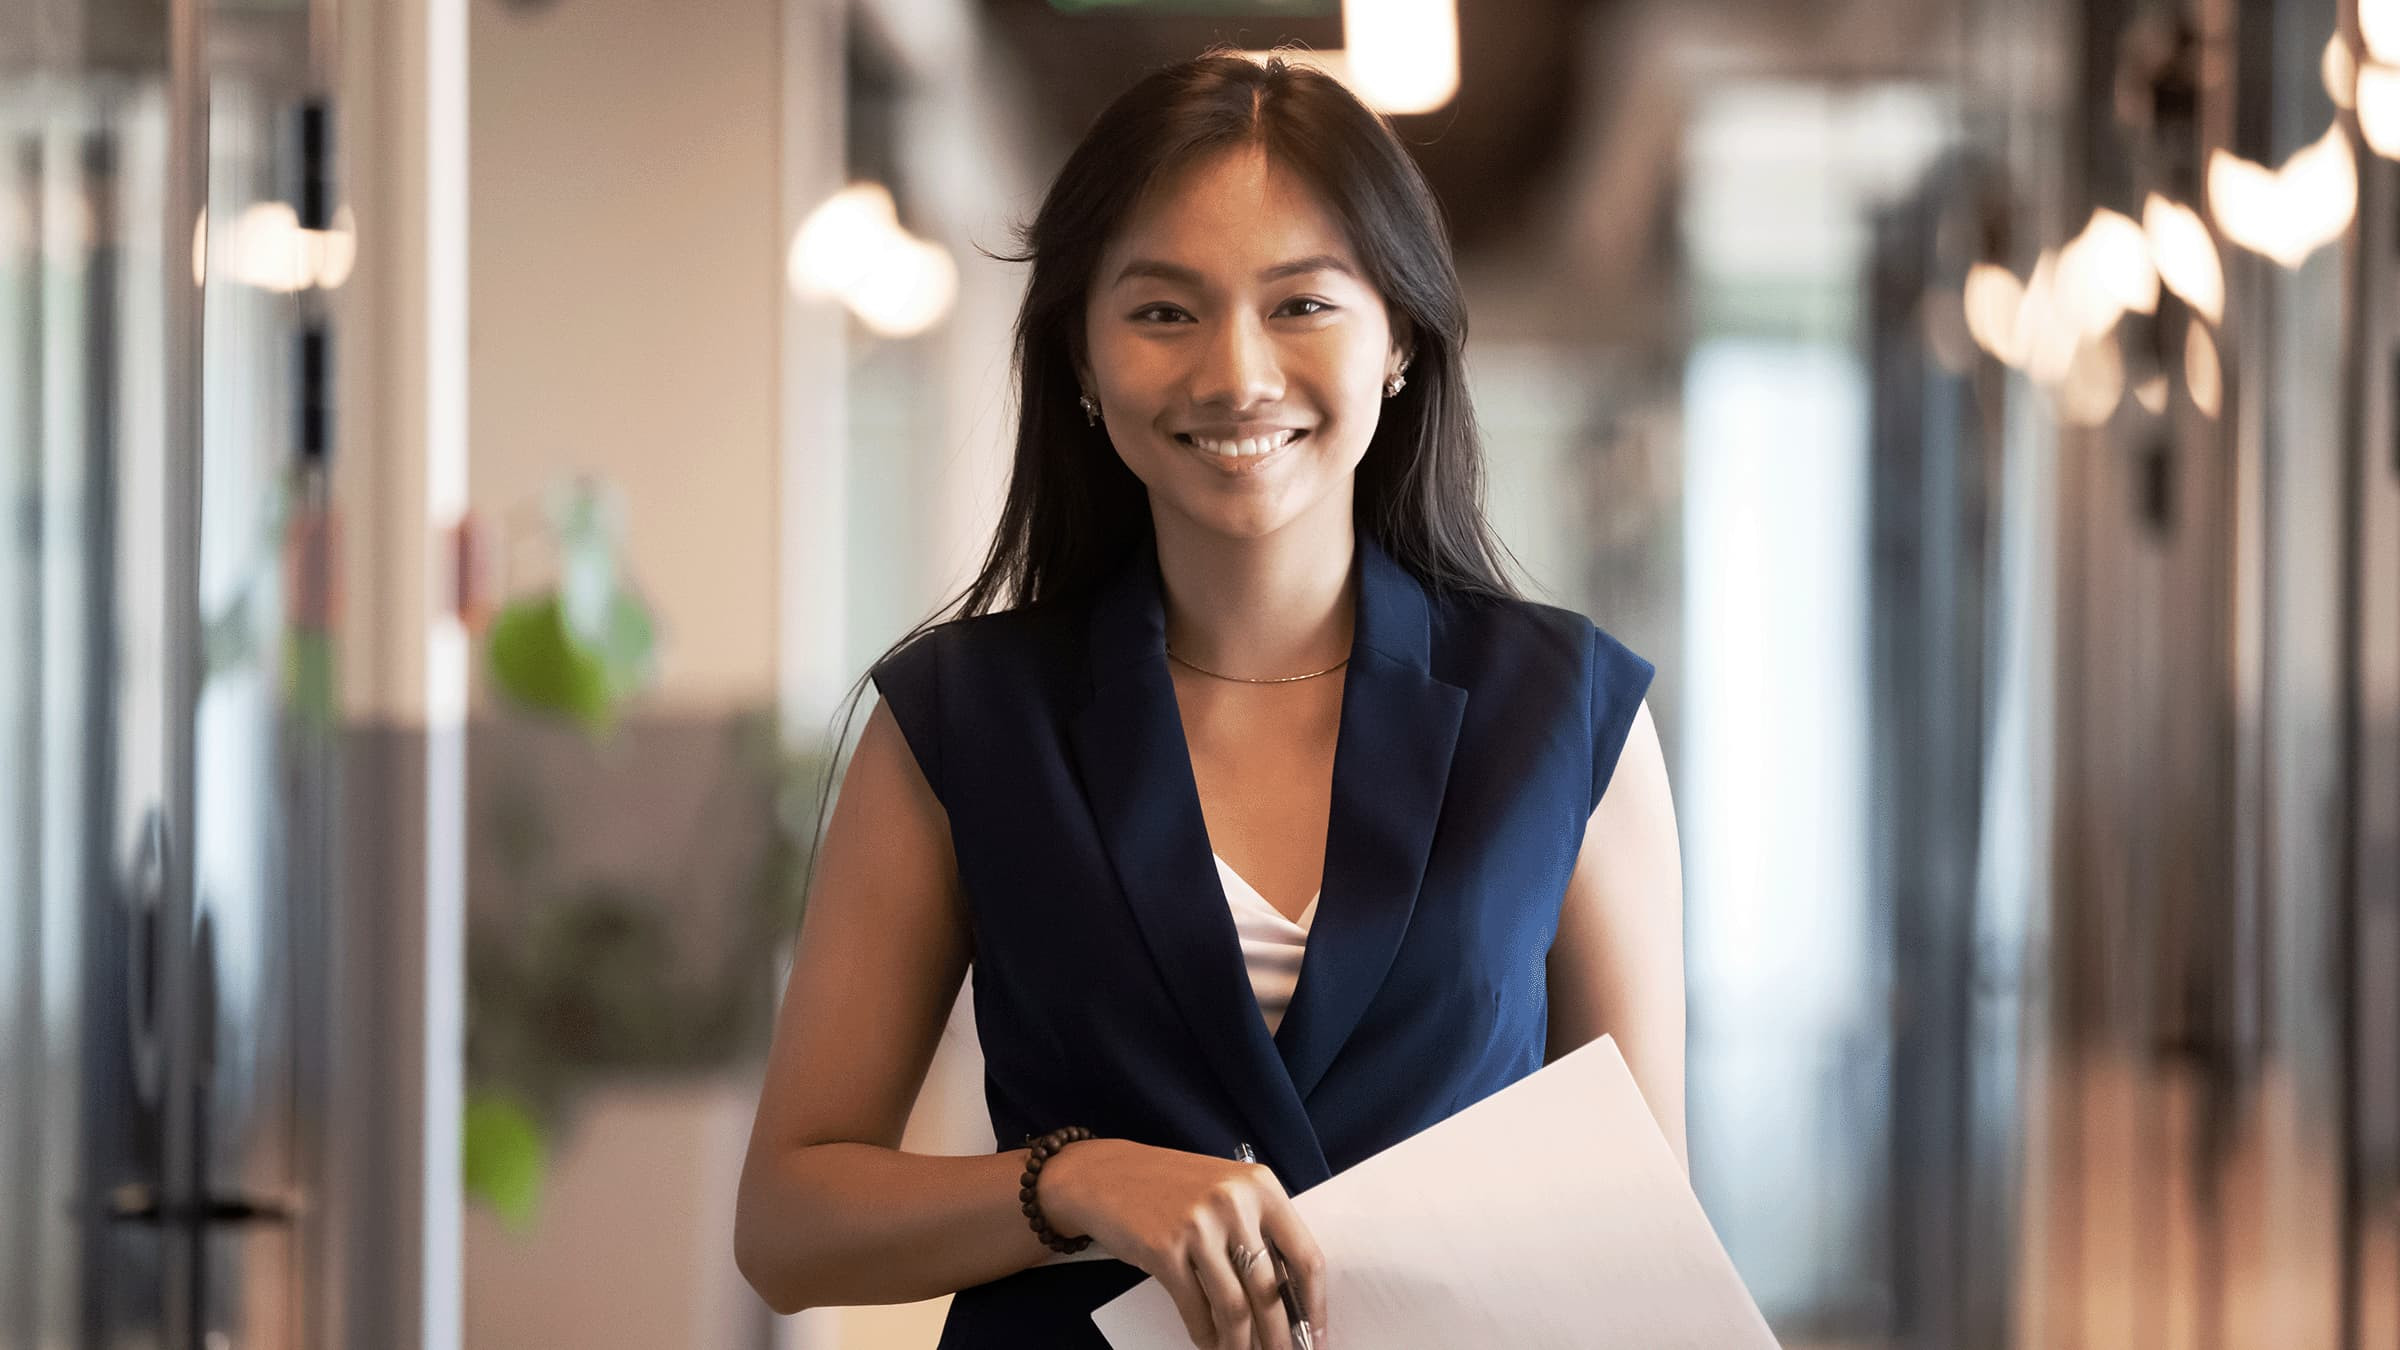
[1388,314,1416,372]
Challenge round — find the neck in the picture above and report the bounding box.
[1152,518,1356,682]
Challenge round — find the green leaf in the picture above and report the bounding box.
[487,595,617,733]
[462,1091,547,1231]
[486,588,657,739]
[484,476,658,738]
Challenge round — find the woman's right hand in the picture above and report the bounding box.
[1037,1137,1328,1350]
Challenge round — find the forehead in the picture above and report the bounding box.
[1101,144,1361,285]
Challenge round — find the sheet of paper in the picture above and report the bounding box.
[1091,1035,1779,1349]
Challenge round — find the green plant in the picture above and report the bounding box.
[461,708,831,1229]
[459,473,831,1227]
[484,476,660,739]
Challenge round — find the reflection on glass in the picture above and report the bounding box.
[0,36,180,1350]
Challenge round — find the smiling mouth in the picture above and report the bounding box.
[1174,429,1308,459]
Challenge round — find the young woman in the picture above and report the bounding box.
[735,49,1684,1350]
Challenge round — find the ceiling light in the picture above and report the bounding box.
[1342,0,1459,114]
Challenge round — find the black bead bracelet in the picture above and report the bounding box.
[1019,1125,1096,1255]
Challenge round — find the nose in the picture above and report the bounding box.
[1189,310,1284,411]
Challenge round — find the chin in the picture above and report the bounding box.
[1177,504,1286,540]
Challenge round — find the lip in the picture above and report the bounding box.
[1173,427,1309,474]
[1178,425,1306,440]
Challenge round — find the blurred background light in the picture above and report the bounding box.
[1341,0,1459,114]
[2185,315,2223,418]
[2360,62,2400,158]
[846,236,959,339]
[232,202,318,294]
[2207,123,2358,268]
[2143,192,2225,323]
[790,183,903,300]
[313,206,360,290]
[2325,33,2358,108]
[2134,372,2169,413]
[2366,0,2400,63]
[197,200,360,293]
[2057,331,2126,427]
[1961,248,2112,391]
[1964,262,2029,368]
[2021,250,2082,387]
[2056,206,2158,337]
[787,182,957,338]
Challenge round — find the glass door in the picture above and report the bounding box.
[0,0,338,1344]
[190,0,341,1341]
[0,2,198,1342]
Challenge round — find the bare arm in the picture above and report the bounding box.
[734,699,1055,1313]
[1545,697,1689,1173]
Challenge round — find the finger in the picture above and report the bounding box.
[1186,1224,1256,1350]
[1164,1253,1217,1350]
[1233,1228,1297,1350]
[1260,1201,1328,1337]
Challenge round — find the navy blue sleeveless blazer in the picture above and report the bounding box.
[867,530,1655,1348]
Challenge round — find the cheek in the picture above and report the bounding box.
[1331,348,1393,428]
[1090,342,1176,412]
[1339,333,1395,397]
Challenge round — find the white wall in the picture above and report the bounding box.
[470,0,784,715]
[461,0,783,1343]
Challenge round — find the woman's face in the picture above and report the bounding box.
[1079,144,1410,543]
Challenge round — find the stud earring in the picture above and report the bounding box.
[1383,371,1407,398]
[1079,392,1102,425]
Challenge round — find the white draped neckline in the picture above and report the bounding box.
[1215,852,1316,1044]
[1213,852,1321,931]
[1038,855,1320,1267]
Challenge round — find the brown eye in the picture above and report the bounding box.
[1280,298,1334,318]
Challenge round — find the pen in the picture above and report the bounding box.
[1233,1143,1316,1350]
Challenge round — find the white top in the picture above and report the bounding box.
[1039,855,1318,1267]
[1214,852,1319,1036]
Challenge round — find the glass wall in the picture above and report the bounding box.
[1,0,338,1345]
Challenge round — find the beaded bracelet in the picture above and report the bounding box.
[1019,1125,1096,1255]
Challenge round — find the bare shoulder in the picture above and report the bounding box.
[1597,699,1672,823]
[845,694,957,873]
[742,692,969,1161]
[1551,694,1687,1165]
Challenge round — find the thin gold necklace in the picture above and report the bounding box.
[1166,646,1350,684]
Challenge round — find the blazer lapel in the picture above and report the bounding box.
[1272,536,1468,1102]
[1065,532,1468,1188]
[1068,541,1331,1186]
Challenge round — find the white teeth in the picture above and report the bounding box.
[1187,429,1300,458]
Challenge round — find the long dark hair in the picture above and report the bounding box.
[793,48,1524,906]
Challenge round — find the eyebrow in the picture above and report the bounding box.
[1111,254,1359,289]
